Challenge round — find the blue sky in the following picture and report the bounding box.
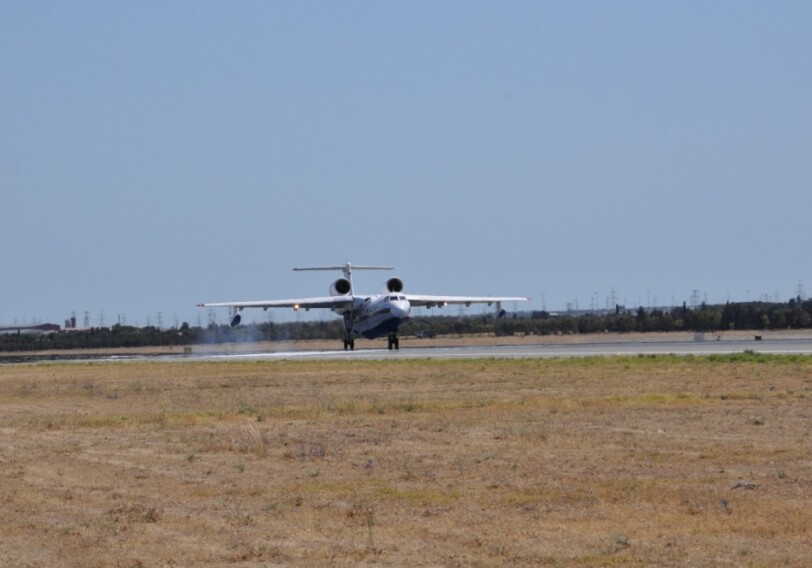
[2,2,810,326]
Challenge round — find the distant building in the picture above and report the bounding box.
[0,323,61,335]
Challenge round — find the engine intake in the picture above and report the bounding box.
[383,277,404,294]
[330,278,352,296]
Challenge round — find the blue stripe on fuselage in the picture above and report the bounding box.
[355,316,404,339]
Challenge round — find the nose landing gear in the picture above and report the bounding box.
[387,334,400,351]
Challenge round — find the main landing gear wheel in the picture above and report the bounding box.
[343,338,355,351]
[387,335,400,351]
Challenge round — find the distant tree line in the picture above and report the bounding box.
[0,324,197,352]
[2,299,812,352]
[0,320,348,352]
[496,298,812,336]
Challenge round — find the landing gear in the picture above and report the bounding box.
[387,334,400,351]
[342,313,355,351]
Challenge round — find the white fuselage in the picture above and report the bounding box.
[336,294,411,339]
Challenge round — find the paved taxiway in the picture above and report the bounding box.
[195,337,812,362]
[4,337,812,365]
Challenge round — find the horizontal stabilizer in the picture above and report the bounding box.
[293,262,393,281]
[293,265,393,271]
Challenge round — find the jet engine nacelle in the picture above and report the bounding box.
[330,277,352,296]
[382,277,404,294]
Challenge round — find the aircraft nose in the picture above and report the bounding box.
[391,301,410,319]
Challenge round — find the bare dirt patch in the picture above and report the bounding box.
[1,356,810,566]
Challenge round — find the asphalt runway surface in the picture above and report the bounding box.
[5,337,812,365]
[196,337,812,362]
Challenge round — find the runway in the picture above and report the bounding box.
[5,336,809,365]
[194,337,812,362]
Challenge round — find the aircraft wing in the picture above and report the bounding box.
[197,296,355,311]
[405,295,530,308]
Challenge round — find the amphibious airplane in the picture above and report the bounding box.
[198,262,529,350]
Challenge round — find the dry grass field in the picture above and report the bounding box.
[1,355,810,566]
